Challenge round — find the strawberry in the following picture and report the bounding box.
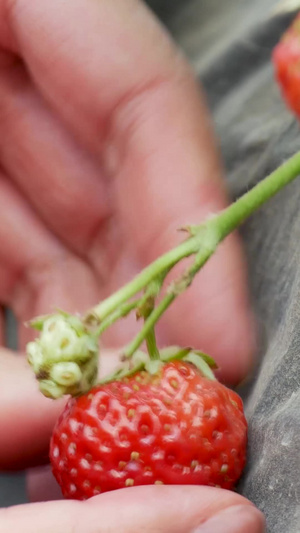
[50,361,247,500]
[273,13,300,118]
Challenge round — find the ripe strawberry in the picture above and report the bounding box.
[50,361,247,500]
[273,13,300,118]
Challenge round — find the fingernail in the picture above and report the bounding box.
[191,504,265,533]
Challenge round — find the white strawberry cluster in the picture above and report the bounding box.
[26,313,99,399]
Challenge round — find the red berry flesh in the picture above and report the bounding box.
[50,361,247,500]
[273,13,300,118]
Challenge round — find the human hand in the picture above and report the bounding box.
[0,0,260,530]
[0,0,254,383]
[0,349,264,532]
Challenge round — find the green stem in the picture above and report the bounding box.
[145,328,160,360]
[86,150,300,326]
[124,293,175,358]
[124,241,215,358]
[212,151,300,240]
[142,297,160,361]
[85,238,199,323]
[139,273,168,360]
[93,299,140,336]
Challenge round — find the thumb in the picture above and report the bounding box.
[0,485,264,533]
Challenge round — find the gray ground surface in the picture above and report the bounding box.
[2,1,300,530]
[152,1,300,531]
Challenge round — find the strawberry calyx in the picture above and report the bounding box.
[98,346,217,385]
[26,307,217,398]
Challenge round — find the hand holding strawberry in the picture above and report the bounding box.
[2,0,298,531]
[0,347,263,533]
[23,144,300,506]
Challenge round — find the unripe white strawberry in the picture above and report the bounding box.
[26,313,98,398]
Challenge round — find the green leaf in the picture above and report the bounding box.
[145,360,162,375]
[193,350,218,369]
[98,351,149,385]
[132,350,148,366]
[27,314,52,331]
[159,346,217,370]
[55,308,72,317]
[183,352,216,380]
[160,346,191,362]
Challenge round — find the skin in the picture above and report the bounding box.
[0,0,264,530]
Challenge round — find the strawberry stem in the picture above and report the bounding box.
[138,276,166,360]
[140,296,160,361]
[85,237,199,323]
[27,150,300,398]
[87,151,300,330]
[93,299,140,336]
[124,293,175,359]
[123,239,216,358]
[145,328,160,360]
[209,150,300,240]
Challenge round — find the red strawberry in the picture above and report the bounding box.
[273,13,300,118]
[50,361,247,500]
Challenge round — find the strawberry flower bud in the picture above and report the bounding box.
[50,362,83,387]
[26,312,99,399]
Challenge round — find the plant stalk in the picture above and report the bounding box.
[86,150,300,335]
[124,293,175,359]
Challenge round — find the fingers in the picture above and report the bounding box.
[0,485,265,533]
[0,347,64,469]
[0,0,188,149]
[0,347,119,469]
[0,345,263,530]
[0,60,111,257]
[27,465,63,502]
[0,170,101,346]
[0,0,254,382]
